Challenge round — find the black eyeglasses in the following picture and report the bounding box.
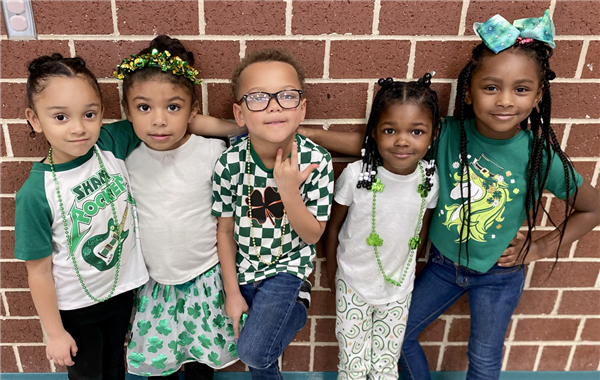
[237,89,303,112]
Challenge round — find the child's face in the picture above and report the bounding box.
[466,50,543,139]
[125,79,198,151]
[233,61,306,148]
[25,76,103,165]
[375,102,432,176]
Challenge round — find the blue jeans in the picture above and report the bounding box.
[238,272,308,380]
[399,245,525,380]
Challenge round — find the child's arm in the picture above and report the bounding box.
[324,201,348,291]
[216,216,248,338]
[26,257,77,366]
[498,181,600,266]
[273,142,324,244]
[417,209,434,258]
[188,114,241,138]
[297,127,362,157]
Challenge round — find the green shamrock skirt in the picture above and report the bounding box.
[126,264,239,376]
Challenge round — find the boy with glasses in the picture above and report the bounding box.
[212,49,334,379]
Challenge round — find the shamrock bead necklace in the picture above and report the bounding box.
[366,161,428,287]
[48,146,122,302]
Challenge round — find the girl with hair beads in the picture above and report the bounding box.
[118,36,238,378]
[15,54,149,379]
[325,74,440,380]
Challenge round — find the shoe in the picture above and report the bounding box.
[297,280,312,309]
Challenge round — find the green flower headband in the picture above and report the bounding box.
[113,48,201,84]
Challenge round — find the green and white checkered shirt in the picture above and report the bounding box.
[212,134,334,285]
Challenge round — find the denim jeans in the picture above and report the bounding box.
[238,272,308,380]
[399,245,525,380]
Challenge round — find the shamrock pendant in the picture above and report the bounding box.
[371,178,385,193]
[366,233,383,247]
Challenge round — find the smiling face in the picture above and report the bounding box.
[375,102,433,175]
[124,79,198,151]
[25,76,103,164]
[232,61,306,150]
[466,49,543,139]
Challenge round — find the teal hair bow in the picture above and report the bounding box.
[474,9,555,54]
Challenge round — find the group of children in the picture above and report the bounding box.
[13,9,600,380]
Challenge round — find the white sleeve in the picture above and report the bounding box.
[334,161,359,206]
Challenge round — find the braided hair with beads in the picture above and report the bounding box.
[455,40,578,266]
[357,73,441,191]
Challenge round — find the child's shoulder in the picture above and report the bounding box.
[16,165,48,203]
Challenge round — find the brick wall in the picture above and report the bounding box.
[1,0,599,374]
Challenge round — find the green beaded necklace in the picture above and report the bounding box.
[366,161,428,287]
[48,146,122,302]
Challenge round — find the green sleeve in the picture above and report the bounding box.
[544,152,583,200]
[97,120,141,160]
[14,173,54,261]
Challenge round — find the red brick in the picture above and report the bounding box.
[179,41,240,79]
[293,318,311,342]
[530,262,600,288]
[0,7,5,36]
[505,345,538,370]
[572,161,598,191]
[514,318,579,341]
[99,83,122,120]
[217,359,246,372]
[465,1,551,36]
[246,41,325,79]
[1,161,33,194]
[514,290,558,315]
[205,1,286,35]
[309,289,335,316]
[32,1,113,35]
[313,345,338,371]
[414,41,480,79]
[552,41,584,79]
[379,1,462,35]
[431,83,452,119]
[207,83,234,120]
[448,318,470,342]
[328,124,367,135]
[537,345,570,371]
[566,124,600,157]
[553,83,600,119]
[422,345,441,371]
[1,40,71,79]
[314,317,336,343]
[1,261,28,288]
[553,1,600,35]
[0,83,28,119]
[0,228,14,261]
[418,318,445,341]
[0,297,4,317]
[291,1,373,35]
[8,124,50,158]
[115,0,198,35]
[558,291,600,315]
[440,345,469,371]
[1,198,15,228]
[573,231,600,258]
[0,346,19,372]
[74,40,148,79]
[570,345,600,370]
[580,318,600,341]
[444,293,470,315]
[0,319,43,343]
[282,345,310,371]
[5,291,37,317]
[19,346,51,372]
[329,41,410,79]
[1,128,6,156]
[305,83,369,120]
[581,41,600,79]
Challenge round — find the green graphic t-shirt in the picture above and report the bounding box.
[429,117,582,272]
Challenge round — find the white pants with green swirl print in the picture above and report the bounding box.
[335,275,411,380]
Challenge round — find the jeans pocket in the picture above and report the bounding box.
[429,245,444,265]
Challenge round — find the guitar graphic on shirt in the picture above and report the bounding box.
[81,204,129,271]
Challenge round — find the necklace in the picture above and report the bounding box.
[366,161,427,287]
[246,139,288,266]
[48,146,122,302]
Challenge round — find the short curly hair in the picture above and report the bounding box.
[231,48,306,100]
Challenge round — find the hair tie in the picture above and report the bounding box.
[417,71,435,88]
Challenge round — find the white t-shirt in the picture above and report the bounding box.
[126,135,226,284]
[335,160,439,304]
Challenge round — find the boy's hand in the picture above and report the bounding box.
[273,142,319,196]
[46,330,77,366]
[225,292,249,338]
[497,232,541,266]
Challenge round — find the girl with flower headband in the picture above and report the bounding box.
[303,10,600,379]
[117,36,239,378]
[324,73,441,380]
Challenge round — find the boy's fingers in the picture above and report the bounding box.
[290,142,298,167]
[233,319,240,338]
[71,343,78,356]
[300,164,319,181]
[274,148,283,168]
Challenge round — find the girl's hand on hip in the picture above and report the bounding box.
[497,232,540,266]
[46,330,77,366]
[225,292,249,338]
[273,142,318,196]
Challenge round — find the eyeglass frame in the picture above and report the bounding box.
[236,89,303,112]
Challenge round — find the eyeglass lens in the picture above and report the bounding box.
[245,90,301,111]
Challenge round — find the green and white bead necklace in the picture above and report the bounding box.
[48,146,122,302]
[366,161,429,287]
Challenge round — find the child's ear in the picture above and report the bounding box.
[232,103,246,128]
[299,98,307,123]
[25,108,42,133]
[534,87,544,107]
[188,100,200,124]
[465,86,473,105]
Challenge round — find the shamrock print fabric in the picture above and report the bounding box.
[127,264,238,376]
